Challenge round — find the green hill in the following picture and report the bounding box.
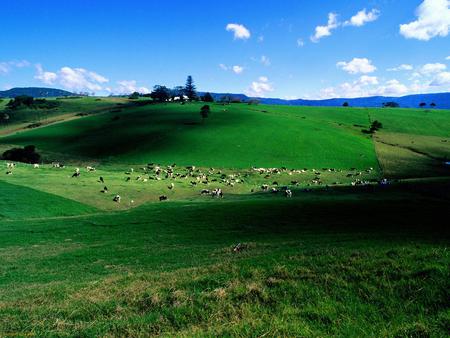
[2,100,449,175]
[0,99,449,337]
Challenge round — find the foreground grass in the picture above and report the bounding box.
[1,182,449,336]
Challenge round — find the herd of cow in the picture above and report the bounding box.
[4,161,383,204]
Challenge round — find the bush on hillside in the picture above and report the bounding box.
[382,101,399,108]
[129,92,140,100]
[201,92,214,102]
[6,96,60,110]
[200,105,210,122]
[2,145,41,164]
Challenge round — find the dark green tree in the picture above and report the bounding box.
[200,104,210,123]
[150,85,171,102]
[185,76,197,101]
[172,86,186,101]
[382,101,399,108]
[342,102,349,107]
[129,92,140,100]
[201,92,214,102]
[419,102,426,108]
[370,120,383,133]
[430,102,436,108]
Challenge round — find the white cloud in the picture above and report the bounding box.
[115,80,150,94]
[246,76,274,97]
[0,60,31,75]
[34,65,109,92]
[258,35,264,42]
[34,64,57,85]
[344,8,380,27]
[226,23,251,40]
[260,55,271,66]
[400,0,450,41]
[316,78,410,99]
[0,63,8,75]
[387,64,414,71]
[219,64,244,74]
[446,56,450,60]
[337,58,376,74]
[374,79,409,96]
[59,67,108,91]
[357,75,379,85]
[232,65,244,74]
[297,38,304,47]
[311,13,339,42]
[430,71,450,85]
[420,62,447,74]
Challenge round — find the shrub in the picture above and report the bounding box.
[201,92,214,102]
[383,101,399,108]
[200,105,210,122]
[129,92,140,100]
[2,145,41,164]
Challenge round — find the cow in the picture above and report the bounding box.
[201,189,210,195]
[113,194,121,203]
[212,188,223,198]
[72,172,80,178]
[159,195,168,201]
[99,176,104,183]
[285,189,293,198]
[33,164,40,169]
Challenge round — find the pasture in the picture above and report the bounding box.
[0,98,449,336]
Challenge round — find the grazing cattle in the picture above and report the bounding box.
[33,164,40,168]
[113,194,121,203]
[201,189,210,195]
[211,188,223,198]
[261,184,269,191]
[99,176,104,183]
[168,183,174,190]
[291,180,299,185]
[285,189,293,198]
[126,177,131,182]
[102,186,108,193]
[72,172,80,178]
[233,243,242,252]
[6,162,16,169]
[52,162,60,168]
[86,166,96,172]
[6,170,12,175]
[271,188,279,193]
[159,195,168,201]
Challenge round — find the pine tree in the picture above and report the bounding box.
[185,76,197,101]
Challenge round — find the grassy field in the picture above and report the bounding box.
[0,99,449,336]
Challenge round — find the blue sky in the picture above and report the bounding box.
[1,0,449,98]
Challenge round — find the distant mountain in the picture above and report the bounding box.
[1,87,448,109]
[200,92,450,109]
[0,87,75,98]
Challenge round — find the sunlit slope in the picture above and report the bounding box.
[1,103,379,169]
[0,180,96,220]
